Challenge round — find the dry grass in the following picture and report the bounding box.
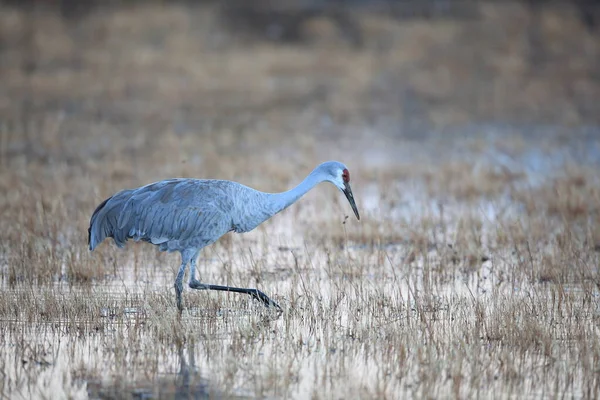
[1,2,600,399]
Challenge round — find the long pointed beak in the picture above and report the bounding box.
[342,182,360,220]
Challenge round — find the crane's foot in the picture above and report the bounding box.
[248,288,282,311]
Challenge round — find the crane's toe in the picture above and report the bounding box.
[250,289,282,311]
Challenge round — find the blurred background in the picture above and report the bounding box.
[1,0,599,221]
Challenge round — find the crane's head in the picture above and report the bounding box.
[318,161,360,220]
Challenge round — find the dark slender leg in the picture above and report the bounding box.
[186,256,281,311]
[189,280,282,310]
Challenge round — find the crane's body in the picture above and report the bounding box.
[88,161,360,311]
[89,179,279,252]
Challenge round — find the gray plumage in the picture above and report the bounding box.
[88,161,360,311]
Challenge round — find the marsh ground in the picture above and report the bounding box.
[1,1,600,399]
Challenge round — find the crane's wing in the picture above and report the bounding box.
[89,179,235,252]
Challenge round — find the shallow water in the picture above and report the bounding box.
[2,229,597,398]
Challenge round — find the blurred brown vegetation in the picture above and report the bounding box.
[1,0,599,134]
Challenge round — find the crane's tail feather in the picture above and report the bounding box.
[88,196,111,250]
[88,190,134,251]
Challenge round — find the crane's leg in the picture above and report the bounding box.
[187,257,281,311]
[175,252,193,312]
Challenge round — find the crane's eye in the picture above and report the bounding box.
[342,169,350,183]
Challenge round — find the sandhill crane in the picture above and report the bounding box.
[88,161,360,311]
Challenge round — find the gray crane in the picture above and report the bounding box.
[88,160,360,311]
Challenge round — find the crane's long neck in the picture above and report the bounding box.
[268,169,325,215]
